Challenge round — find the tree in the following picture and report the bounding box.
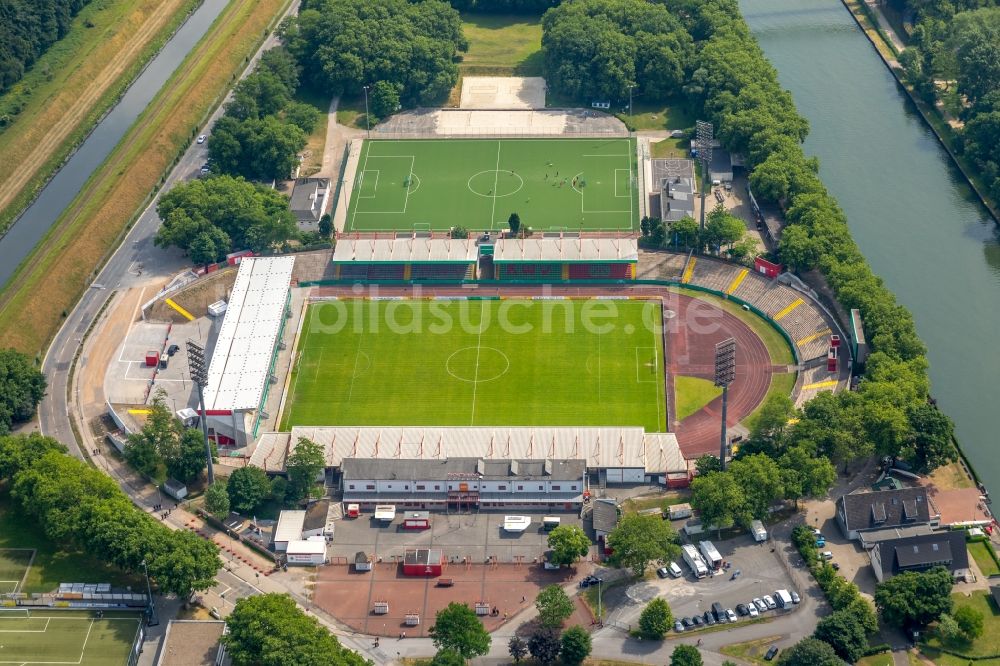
[527,627,561,665]
[936,613,964,643]
[547,525,590,566]
[285,0,465,106]
[776,638,845,666]
[535,584,574,628]
[508,212,521,235]
[286,437,325,503]
[204,481,230,516]
[0,349,46,434]
[875,567,954,628]
[780,444,836,507]
[607,513,679,576]
[223,593,367,666]
[902,403,956,473]
[813,609,869,663]
[318,214,332,238]
[282,101,322,134]
[450,226,469,239]
[690,471,747,533]
[429,602,491,659]
[954,604,984,640]
[638,597,673,640]
[694,454,721,476]
[0,433,64,480]
[670,644,703,666]
[508,635,528,663]
[670,216,699,250]
[165,429,213,483]
[560,626,591,666]
[226,466,272,513]
[370,81,401,118]
[729,454,785,522]
[430,649,466,666]
[746,392,797,455]
[123,391,178,477]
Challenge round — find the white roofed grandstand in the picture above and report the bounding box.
[492,237,637,263]
[250,426,685,476]
[203,256,295,412]
[332,237,478,263]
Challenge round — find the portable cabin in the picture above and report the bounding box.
[402,511,431,530]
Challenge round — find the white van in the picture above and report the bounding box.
[668,562,683,578]
[774,589,793,608]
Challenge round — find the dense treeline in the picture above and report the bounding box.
[0,433,220,598]
[0,348,46,434]
[449,0,560,12]
[0,0,93,94]
[284,0,466,108]
[664,0,956,479]
[896,4,1000,204]
[208,47,319,184]
[540,0,693,102]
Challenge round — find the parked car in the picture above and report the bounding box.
[674,620,684,632]
[656,566,670,578]
[730,569,741,580]
[726,609,738,623]
[747,602,759,618]
[200,164,210,175]
[703,611,716,626]
[765,646,779,661]
[791,591,800,604]
[811,528,822,537]
[736,603,749,616]
[815,535,826,547]
[670,129,685,138]
[579,575,601,588]
[166,344,180,356]
[821,551,834,561]
[753,598,767,612]
[682,617,694,628]
[196,134,207,144]
[763,595,777,610]
[668,562,683,578]
[691,615,703,626]
[711,602,725,622]
[832,562,841,571]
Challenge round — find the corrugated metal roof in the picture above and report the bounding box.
[203,257,294,411]
[492,237,638,263]
[274,510,305,543]
[251,426,684,474]
[332,237,477,264]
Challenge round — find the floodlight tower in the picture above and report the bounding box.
[714,337,736,470]
[186,340,214,485]
[696,120,714,230]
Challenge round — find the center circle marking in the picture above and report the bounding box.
[446,346,510,383]
[467,170,524,198]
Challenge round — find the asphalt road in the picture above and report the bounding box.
[38,0,301,456]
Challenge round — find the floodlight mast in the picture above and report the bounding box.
[186,340,214,485]
[696,120,713,230]
[714,338,736,470]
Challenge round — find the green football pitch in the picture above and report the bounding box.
[282,299,665,431]
[0,549,32,594]
[345,138,638,233]
[0,610,141,666]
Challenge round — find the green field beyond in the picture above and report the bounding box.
[0,610,141,666]
[283,299,665,430]
[346,138,638,232]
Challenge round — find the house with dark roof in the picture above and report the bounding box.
[290,177,329,226]
[836,487,936,541]
[869,531,970,582]
[591,498,620,542]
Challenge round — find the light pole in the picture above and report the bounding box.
[140,560,158,626]
[597,578,603,625]
[696,120,714,229]
[186,340,214,485]
[628,84,636,134]
[362,85,371,139]
[714,337,736,470]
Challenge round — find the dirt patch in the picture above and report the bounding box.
[146,268,236,322]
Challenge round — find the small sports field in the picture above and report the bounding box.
[0,610,141,666]
[282,299,665,431]
[345,138,638,233]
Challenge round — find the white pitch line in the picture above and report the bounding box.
[488,141,501,230]
[469,300,487,425]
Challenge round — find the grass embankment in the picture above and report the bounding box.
[0,0,293,353]
[675,375,723,420]
[0,0,200,236]
[720,635,782,664]
[968,541,1000,577]
[920,592,1000,665]
[744,372,797,428]
[0,499,140,593]
[621,492,689,514]
[295,86,334,176]
[616,101,695,132]
[459,13,543,76]
[651,137,690,159]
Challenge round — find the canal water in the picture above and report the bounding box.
[0,0,231,289]
[741,0,1000,489]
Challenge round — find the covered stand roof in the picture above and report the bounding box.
[492,237,638,263]
[332,237,477,264]
[251,426,684,475]
[203,256,294,412]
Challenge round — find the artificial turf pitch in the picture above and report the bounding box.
[0,610,141,666]
[282,299,665,431]
[345,138,638,233]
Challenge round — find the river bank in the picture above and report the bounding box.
[839,0,1000,227]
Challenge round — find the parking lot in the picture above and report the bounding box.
[327,510,588,564]
[605,534,801,631]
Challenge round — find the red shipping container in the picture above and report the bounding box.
[402,549,443,576]
[754,257,782,279]
[827,346,838,372]
[145,351,160,367]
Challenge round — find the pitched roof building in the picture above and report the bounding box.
[869,531,970,582]
[836,487,937,541]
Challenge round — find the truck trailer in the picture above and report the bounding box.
[681,544,708,578]
[750,519,767,542]
[698,540,723,570]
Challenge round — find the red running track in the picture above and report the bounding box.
[309,283,773,458]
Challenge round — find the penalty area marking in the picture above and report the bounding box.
[357,170,379,198]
